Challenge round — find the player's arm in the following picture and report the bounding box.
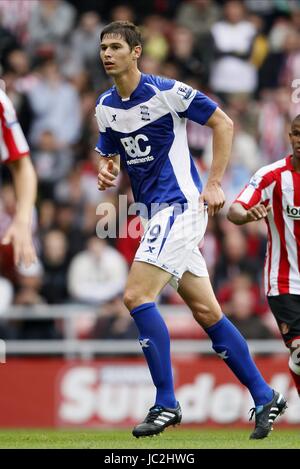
[3,156,37,266]
[227,201,272,225]
[97,154,120,190]
[201,107,234,216]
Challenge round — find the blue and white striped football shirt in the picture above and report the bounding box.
[95,74,217,217]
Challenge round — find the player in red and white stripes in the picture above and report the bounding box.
[228,114,300,399]
[0,81,37,267]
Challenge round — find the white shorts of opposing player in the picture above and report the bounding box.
[135,204,209,289]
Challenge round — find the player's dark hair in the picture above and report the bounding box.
[100,21,142,50]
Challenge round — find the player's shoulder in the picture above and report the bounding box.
[249,157,290,189]
[143,74,176,93]
[255,157,289,178]
[95,86,115,108]
[143,75,197,102]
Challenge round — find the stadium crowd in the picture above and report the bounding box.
[0,0,300,341]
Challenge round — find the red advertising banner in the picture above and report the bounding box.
[0,356,299,428]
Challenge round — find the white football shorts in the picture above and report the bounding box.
[134,204,209,289]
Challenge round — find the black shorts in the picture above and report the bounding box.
[267,294,300,346]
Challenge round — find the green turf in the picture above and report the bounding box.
[0,428,299,449]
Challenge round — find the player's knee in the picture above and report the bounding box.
[192,303,222,328]
[123,289,138,311]
[123,288,150,311]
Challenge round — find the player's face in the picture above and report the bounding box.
[100,35,139,77]
[289,122,300,159]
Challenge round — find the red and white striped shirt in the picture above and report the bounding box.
[235,155,300,296]
[0,88,29,164]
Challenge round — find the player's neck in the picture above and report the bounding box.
[291,155,300,172]
[114,69,141,99]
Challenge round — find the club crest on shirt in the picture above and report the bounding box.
[140,105,150,121]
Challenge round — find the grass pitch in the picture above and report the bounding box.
[0,428,299,449]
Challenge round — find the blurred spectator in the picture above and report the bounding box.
[67,236,128,304]
[176,0,221,40]
[110,3,136,23]
[243,219,267,265]
[218,272,267,316]
[79,148,105,205]
[261,18,300,91]
[70,11,105,89]
[245,0,275,18]
[210,0,258,98]
[38,199,56,236]
[228,287,275,340]
[248,14,269,72]
[32,130,74,199]
[27,58,81,146]
[278,30,300,87]
[139,55,161,75]
[91,295,137,339]
[257,87,292,164]
[13,260,62,340]
[54,165,85,207]
[27,0,76,56]
[159,60,182,80]
[167,25,208,82]
[53,201,86,257]
[3,48,39,94]
[214,227,261,292]
[0,0,38,45]
[0,20,19,66]
[142,15,170,63]
[268,16,291,53]
[40,229,70,304]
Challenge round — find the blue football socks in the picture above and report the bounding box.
[131,302,177,409]
[205,315,273,406]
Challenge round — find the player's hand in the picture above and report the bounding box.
[246,203,272,222]
[200,181,225,216]
[97,159,118,191]
[1,219,37,267]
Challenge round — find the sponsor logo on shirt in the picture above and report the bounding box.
[176,84,193,100]
[120,134,154,165]
[286,204,300,219]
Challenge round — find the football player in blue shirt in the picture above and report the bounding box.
[96,21,286,439]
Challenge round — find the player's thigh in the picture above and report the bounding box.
[178,272,222,327]
[268,294,300,346]
[124,260,172,309]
